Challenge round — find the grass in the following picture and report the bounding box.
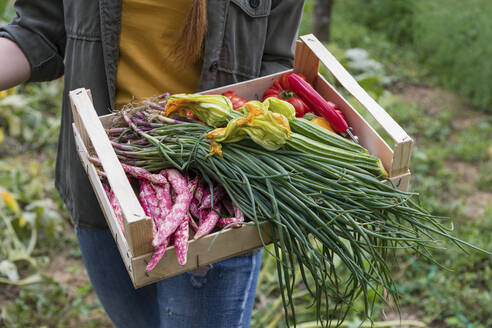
[477,163,492,193]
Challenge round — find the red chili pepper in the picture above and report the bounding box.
[335,108,346,122]
[287,73,348,133]
[262,73,312,117]
[222,91,247,110]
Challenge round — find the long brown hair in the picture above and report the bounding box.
[172,0,208,65]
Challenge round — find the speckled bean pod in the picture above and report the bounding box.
[189,215,199,232]
[151,174,172,221]
[139,180,160,236]
[198,208,208,226]
[146,237,171,271]
[189,199,201,219]
[89,156,167,184]
[194,180,205,203]
[199,186,224,210]
[153,169,191,247]
[103,183,126,235]
[194,204,222,240]
[174,217,190,266]
[217,206,244,229]
[222,199,234,216]
[188,200,200,233]
[188,176,198,196]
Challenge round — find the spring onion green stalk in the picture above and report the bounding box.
[164,94,387,176]
[103,105,489,328]
[290,118,368,154]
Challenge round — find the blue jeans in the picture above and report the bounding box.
[75,226,262,328]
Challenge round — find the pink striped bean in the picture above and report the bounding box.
[103,183,126,236]
[194,179,205,203]
[199,186,224,209]
[174,217,190,265]
[146,237,171,271]
[139,180,160,236]
[194,204,222,239]
[89,156,167,184]
[217,206,244,229]
[153,169,192,247]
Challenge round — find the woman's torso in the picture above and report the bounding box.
[115,0,203,109]
[58,0,283,230]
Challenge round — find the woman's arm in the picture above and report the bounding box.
[0,0,66,85]
[0,37,31,90]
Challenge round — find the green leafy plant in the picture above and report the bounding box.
[342,0,417,45]
[414,0,492,110]
[333,0,492,111]
[452,122,492,163]
[477,162,492,192]
[0,82,62,154]
[0,0,15,23]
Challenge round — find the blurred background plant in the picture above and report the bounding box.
[330,0,492,111]
[0,81,112,327]
[0,0,14,23]
[1,0,491,327]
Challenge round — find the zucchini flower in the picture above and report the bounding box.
[206,101,291,156]
[262,97,296,121]
[164,94,233,127]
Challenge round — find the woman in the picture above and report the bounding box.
[0,0,304,327]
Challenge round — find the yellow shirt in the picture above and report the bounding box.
[115,0,202,109]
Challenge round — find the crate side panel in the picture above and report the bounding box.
[199,71,288,101]
[73,125,134,275]
[132,244,197,288]
[392,140,414,177]
[70,89,146,222]
[132,225,272,288]
[100,114,115,129]
[196,224,272,266]
[70,89,153,257]
[294,40,320,84]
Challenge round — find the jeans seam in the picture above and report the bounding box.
[238,254,257,327]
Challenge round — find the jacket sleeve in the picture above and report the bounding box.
[260,0,305,76]
[0,0,66,82]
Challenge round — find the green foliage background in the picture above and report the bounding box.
[338,0,492,111]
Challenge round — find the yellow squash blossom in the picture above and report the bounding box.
[206,100,293,156]
[164,94,233,128]
[1,190,20,214]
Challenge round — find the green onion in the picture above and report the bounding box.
[107,107,489,328]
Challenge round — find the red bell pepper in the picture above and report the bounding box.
[262,73,311,117]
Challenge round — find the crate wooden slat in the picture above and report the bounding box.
[73,106,271,288]
[298,34,413,177]
[131,224,271,287]
[71,34,413,288]
[70,89,154,258]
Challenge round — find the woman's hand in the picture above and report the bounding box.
[0,37,31,90]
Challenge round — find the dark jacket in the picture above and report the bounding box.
[0,0,305,230]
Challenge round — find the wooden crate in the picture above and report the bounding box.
[70,34,412,288]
